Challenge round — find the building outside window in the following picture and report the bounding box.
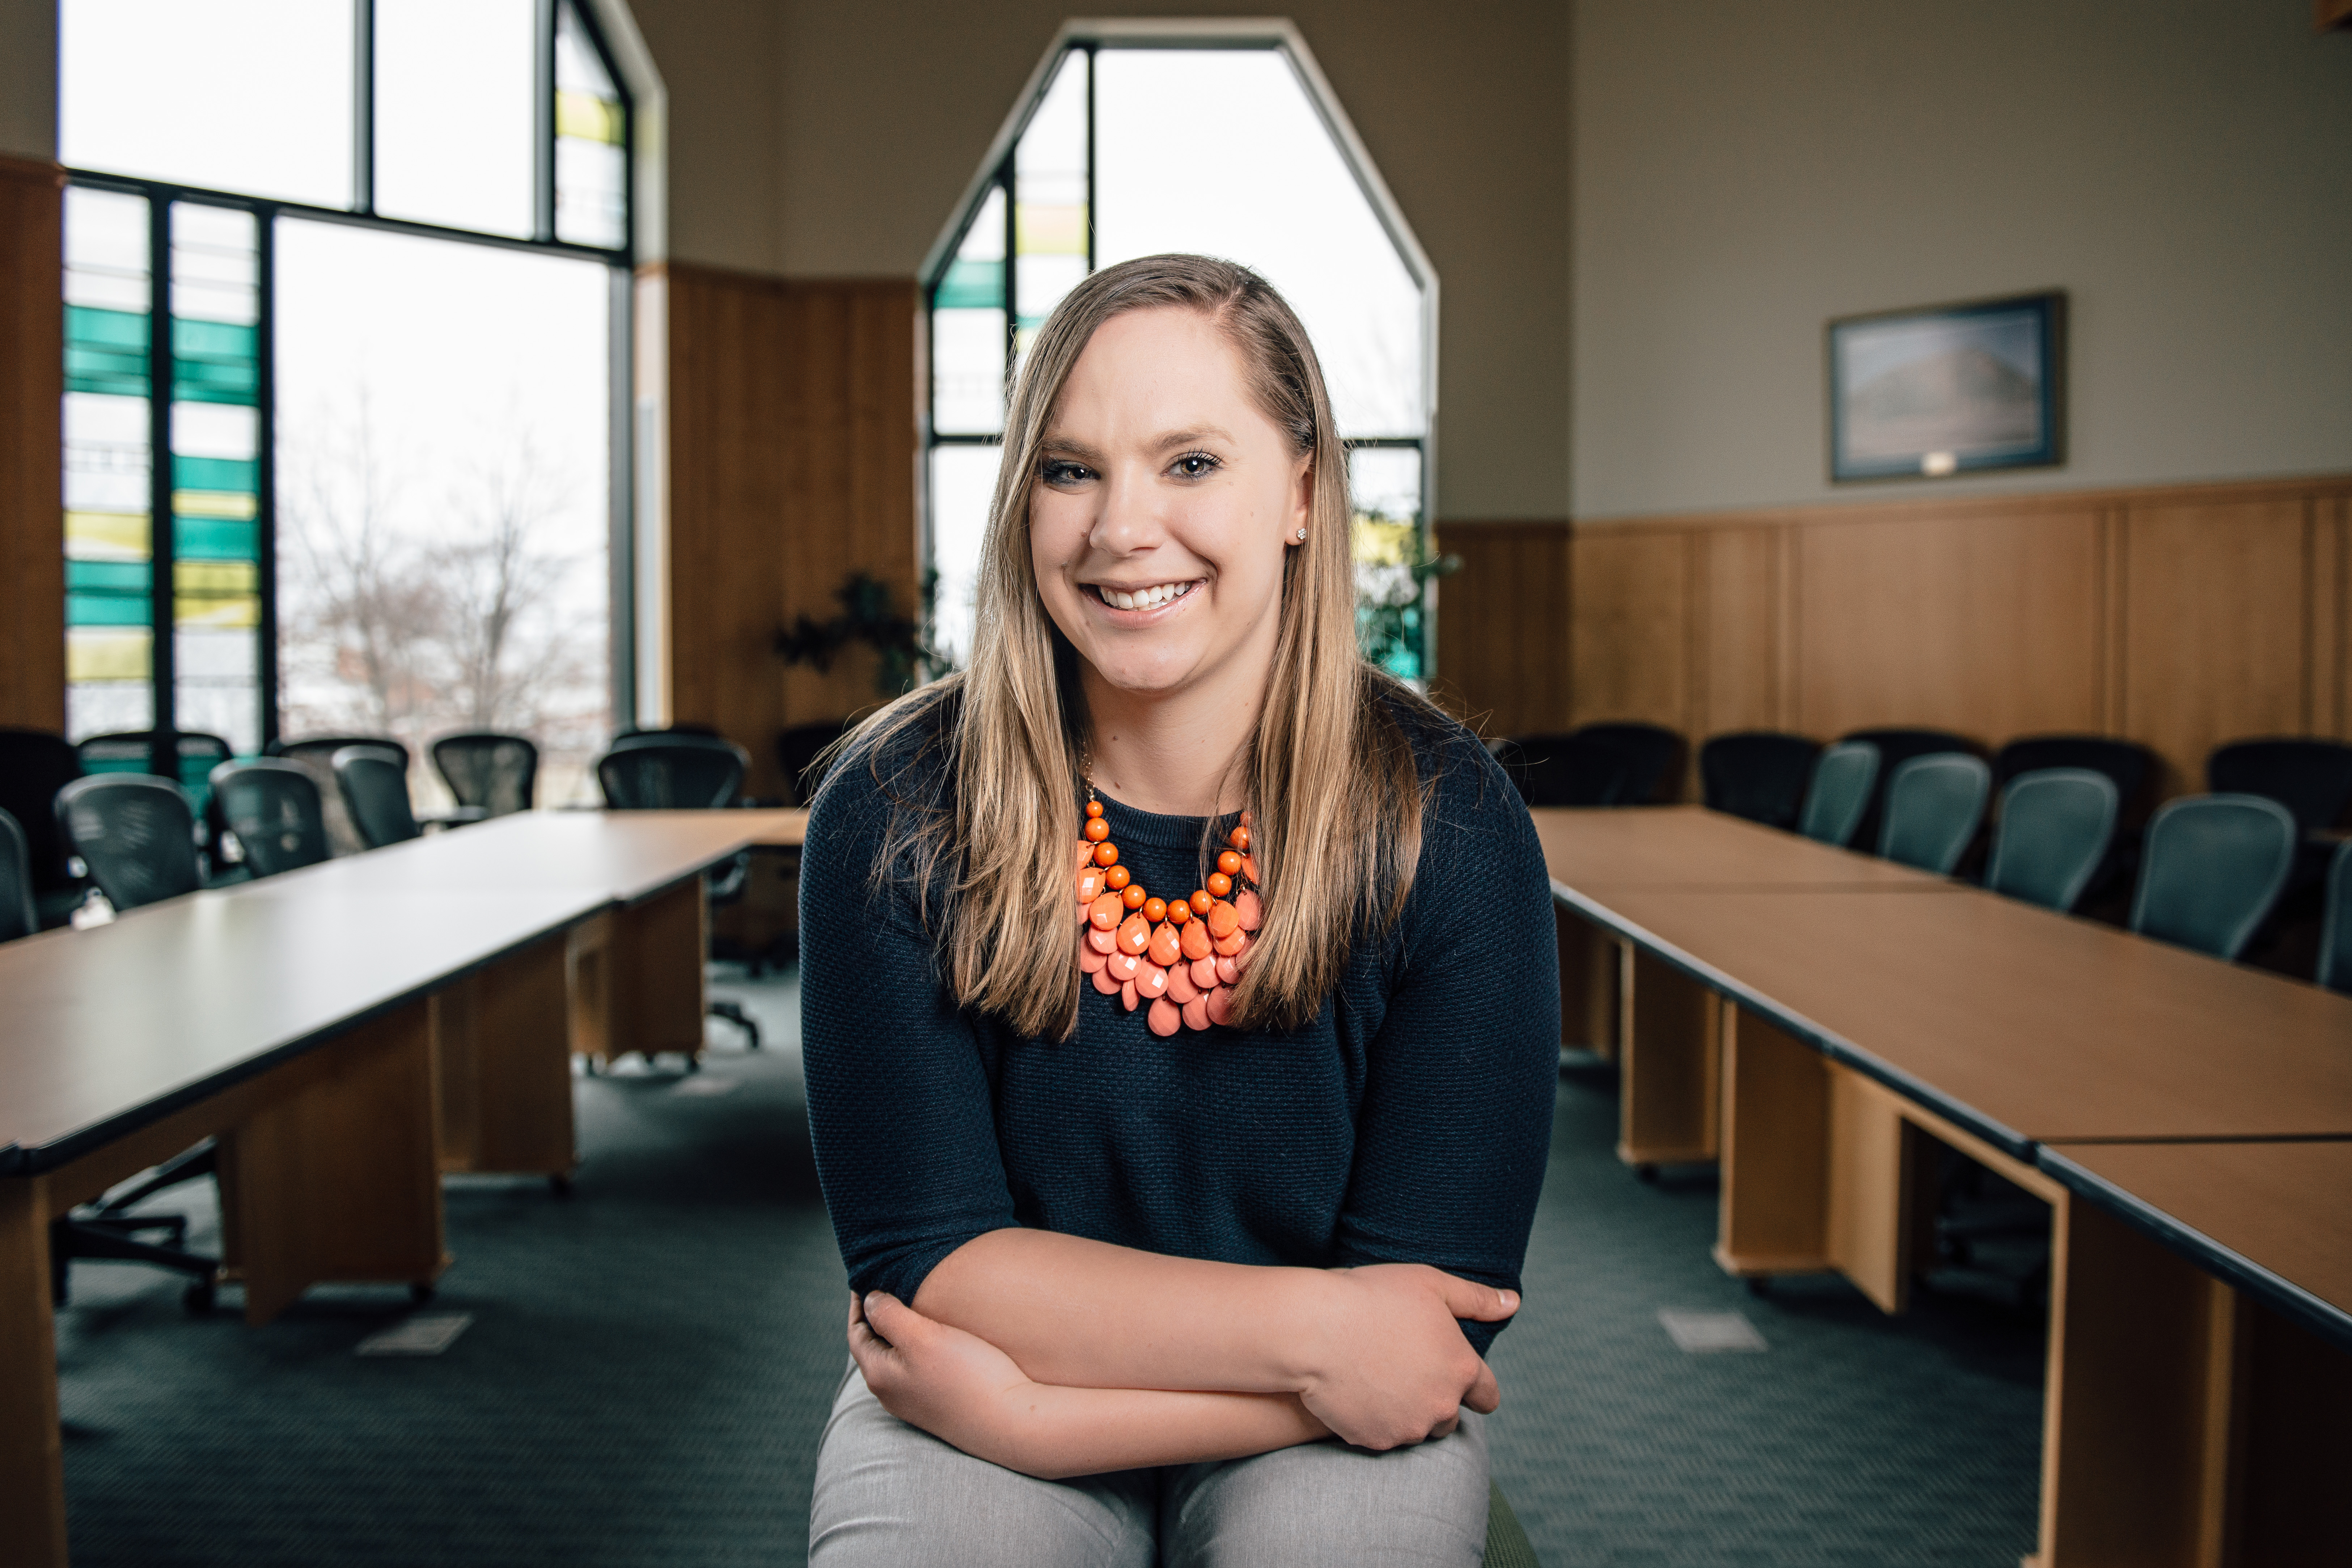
[924,25,1439,681]
[59,0,634,809]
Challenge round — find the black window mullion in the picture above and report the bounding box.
[352,0,375,214]
[146,198,176,774]
[533,0,557,242]
[256,211,281,750]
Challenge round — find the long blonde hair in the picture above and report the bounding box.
[830,255,1430,1038]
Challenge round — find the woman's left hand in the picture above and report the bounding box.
[849,1289,1038,1460]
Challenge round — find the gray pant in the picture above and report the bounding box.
[808,1364,1489,1567]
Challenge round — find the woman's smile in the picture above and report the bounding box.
[1085,577,1205,620]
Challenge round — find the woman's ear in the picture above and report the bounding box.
[1291,456,1314,532]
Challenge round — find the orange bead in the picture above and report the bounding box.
[1190,955,1219,988]
[1147,922,1182,967]
[1077,840,1096,870]
[1228,826,1250,851]
[1206,899,1240,939]
[1215,953,1241,987]
[1136,962,1169,999]
[1181,995,1210,1031]
[1213,926,1246,958]
[1085,800,1103,818]
[1166,900,1190,925]
[1122,884,1147,910]
[1087,926,1117,954]
[1117,912,1152,955]
[1093,842,1119,867]
[1092,965,1122,996]
[1239,809,1253,826]
[1076,868,1106,903]
[1217,850,1241,876]
[1090,891,1124,930]
[1240,854,1259,883]
[1083,817,1110,842]
[1148,996,1183,1037]
[1107,947,1142,980]
[1142,897,1167,923]
[1166,963,1199,1004]
[1077,942,1106,974]
[1105,864,1130,890]
[1189,889,1213,915]
[1121,978,1139,1012]
[1234,889,1263,931]
[1180,920,1214,962]
[1206,872,1232,898]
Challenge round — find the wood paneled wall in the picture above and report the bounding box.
[0,156,63,732]
[1433,521,1575,737]
[654,263,919,799]
[1568,475,2352,800]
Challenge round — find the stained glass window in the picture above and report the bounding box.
[59,0,355,209]
[375,0,540,239]
[64,188,156,740]
[923,36,1435,678]
[555,0,629,250]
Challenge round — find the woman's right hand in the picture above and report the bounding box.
[1293,1264,1517,1450]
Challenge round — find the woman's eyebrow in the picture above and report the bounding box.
[1155,426,1236,452]
[1039,433,1106,462]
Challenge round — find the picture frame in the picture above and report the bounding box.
[1827,290,2065,483]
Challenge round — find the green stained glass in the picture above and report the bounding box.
[67,551,153,627]
[66,305,150,397]
[172,454,258,495]
[936,259,1005,310]
[172,318,258,405]
[173,514,259,561]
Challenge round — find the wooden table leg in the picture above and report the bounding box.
[1556,910,1620,1059]
[1617,946,1721,1170]
[1715,1006,1833,1277]
[431,933,576,1178]
[610,878,708,1065]
[0,1175,66,1568]
[216,1001,446,1326]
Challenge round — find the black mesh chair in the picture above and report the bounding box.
[1797,741,1880,847]
[0,727,86,927]
[1496,733,1630,807]
[1567,722,1684,805]
[1700,732,1822,829]
[333,746,424,849]
[1877,754,1991,874]
[594,731,761,1051]
[2318,840,2352,995]
[80,729,235,874]
[268,734,410,855]
[1984,769,2119,912]
[0,807,37,943]
[55,775,204,911]
[1992,735,2158,910]
[211,759,331,878]
[49,776,223,1306]
[2129,794,2297,961]
[432,731,538,818]
[777,720,856,807]
[1839,728,1981,852]
[2207,737,2352,832]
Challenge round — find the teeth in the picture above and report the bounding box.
[1098,581,1192,610]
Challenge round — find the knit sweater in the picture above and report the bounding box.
[799,694,1559,1355]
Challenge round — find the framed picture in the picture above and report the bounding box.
[1827,291,2065,482]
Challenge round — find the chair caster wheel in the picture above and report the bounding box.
[1746,1276,1770,1298]
[685,1055,702,1073]
[409,1281,437,1305]
[183,1278,216,1315]
[1634,1164,1659,1183]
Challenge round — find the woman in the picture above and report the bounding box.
[802,254,1557,1565]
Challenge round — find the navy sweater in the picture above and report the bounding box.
[799,696,1558,1355]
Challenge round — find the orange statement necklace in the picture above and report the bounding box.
[1075,792,1262,1037]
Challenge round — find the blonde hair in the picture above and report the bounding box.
[830,254,1430,1038]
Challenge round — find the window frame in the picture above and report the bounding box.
[61,0,640,772]
[918,21,1441,679]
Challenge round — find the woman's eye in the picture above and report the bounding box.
[1171,453,1220,480]
[1041,460,1095,486]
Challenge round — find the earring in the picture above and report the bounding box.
[1294,528,1308,542]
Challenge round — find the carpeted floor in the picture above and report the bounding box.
[57,968,2043,1565]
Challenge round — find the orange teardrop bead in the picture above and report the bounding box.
[1166,963,1200,1004]
[1121,978,1138,1011]
[1078,942,1107,974]
[1147,923,1182,967]
[1213,927,1246,958]
[1204,985,1235,1026]
[1190,955,1219,989]
[1090,891,1124,930]
[1215,953,1241,987]
[1107,948,1142,981]
[1077,840,1096,870]
[1087,927,1118,954]
[1117,912,1152,955]
[1234,889,1262,931]
[1148,996,1183,1036]
[1180,920,1214,961]
[1181,995,1211,1031]
[1076,868,1106,903]
[1206,900,1240,939]
[1092,965,1122,995]
[1137,962,1169,999]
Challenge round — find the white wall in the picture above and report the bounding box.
[1573,0,2352,518]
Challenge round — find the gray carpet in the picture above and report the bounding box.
[58,970,2041,1564]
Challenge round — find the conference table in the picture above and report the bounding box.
[1532,806,2352,1567]
[0,807,805,1568]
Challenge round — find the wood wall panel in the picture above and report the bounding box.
[658,263,918,799]
[0,157,63,732]
[1565,475,2352,808]
[1432,521,1573,736]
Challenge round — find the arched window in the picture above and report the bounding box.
[58,0,634,805]
[923,23,1438,679]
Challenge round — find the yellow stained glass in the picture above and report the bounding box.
[65,508,151,559]
[174,559,259,627]
[1353,517,1416,567]
[172,488,257,520]
[557,90,622,145]
[68,626,152,682]
[1016,204,1087,256]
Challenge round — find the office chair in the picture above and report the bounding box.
[0,726,87,927]
[1700,731,1822,829]
[269,734,410,854]
[79,729,236,874]
[2129,794,2296,961]
[432,731,539,818]
[1796,741,1879,847]
[210,759,332,878]
[1495,733,1630,807]
[55,775,206,911]
[333,746,424,849]
[1839,727,1980,851]
[0,808,36,943]
[1991,735,2156,910]
[1566,722,1684,804]
[777,719,855,806]
[593,732,762,1051]
[1983,769,2119,912]
[2206,737,2352,832]
[48,776,222,1308]
[2318,841,2352,995]
[1877,753,1992,875]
